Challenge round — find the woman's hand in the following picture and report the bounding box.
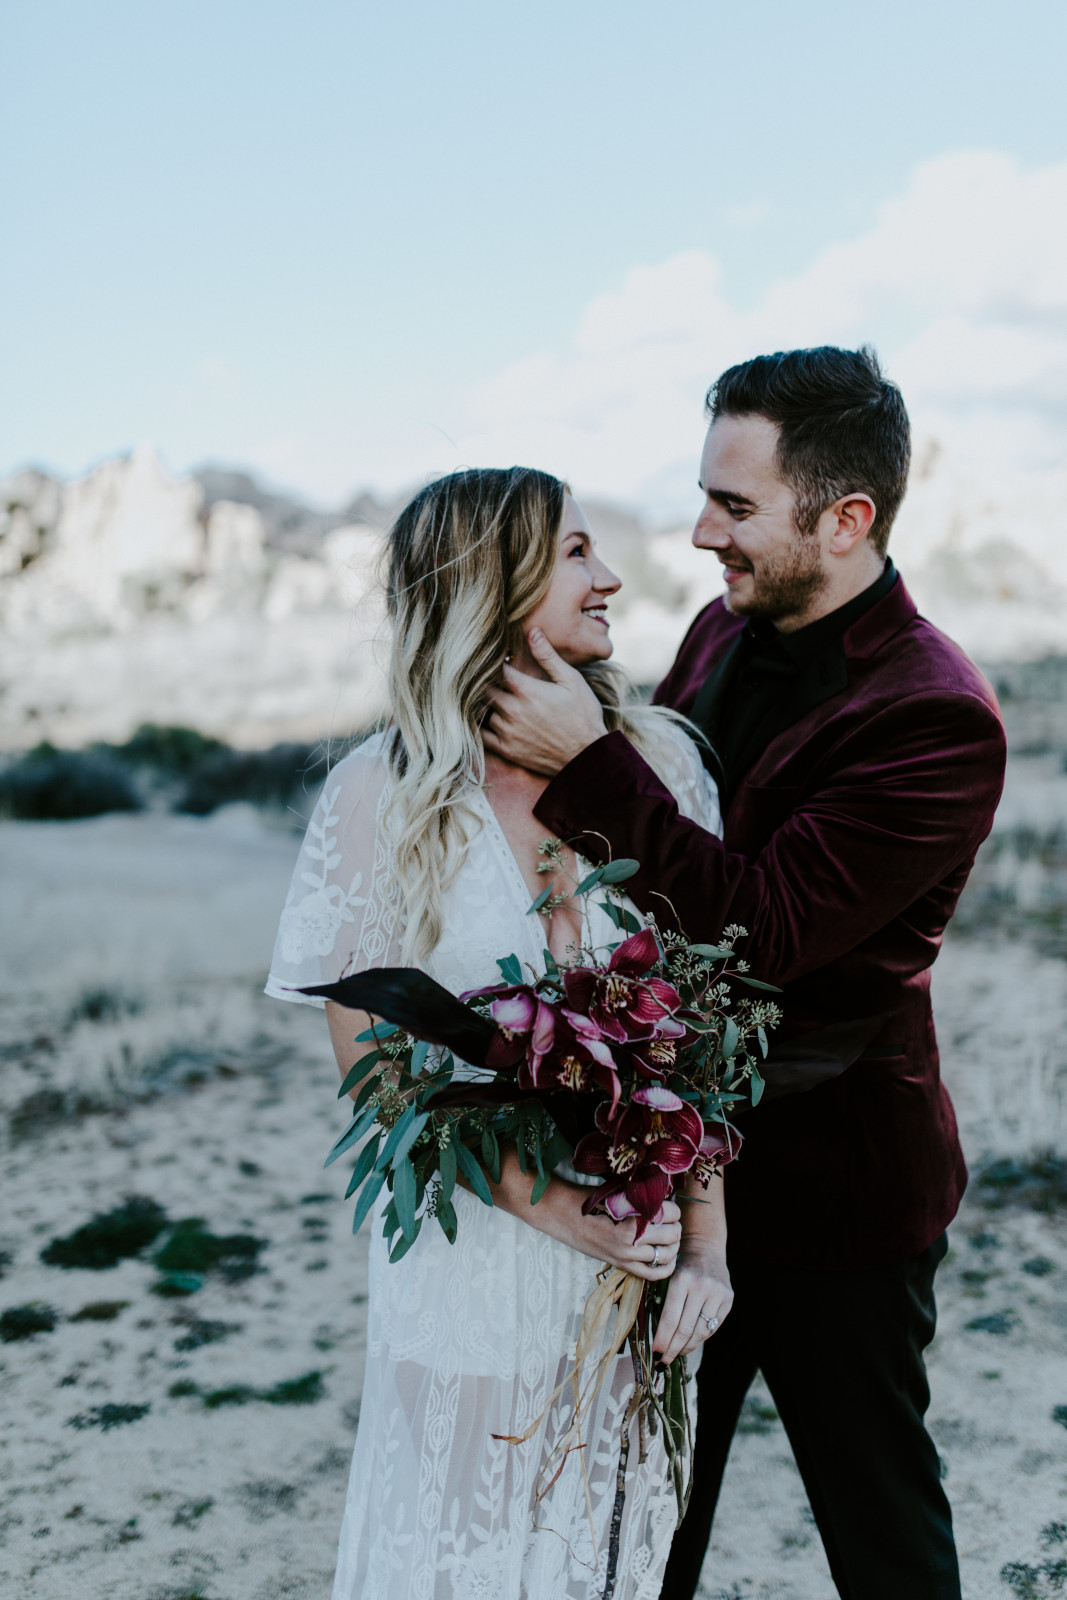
[484,1147,682,1282]
[651,1240,733,1364]
[546,1187,684,1283]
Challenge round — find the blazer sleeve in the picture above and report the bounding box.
[534,691,1006,986]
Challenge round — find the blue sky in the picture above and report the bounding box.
[3,0,1066,511]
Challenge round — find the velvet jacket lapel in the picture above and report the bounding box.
[692,576,919,824]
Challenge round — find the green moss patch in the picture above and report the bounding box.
[69,1300,130,1322]
[0,1303,59,1341]
[153,1219,264,1283]
[68,1402,151,1431]
[41,1197,168,1270]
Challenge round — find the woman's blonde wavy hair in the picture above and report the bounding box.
[384,466,697,960]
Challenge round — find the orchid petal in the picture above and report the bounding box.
[632,1084,685,1112]
[608,927,659,976]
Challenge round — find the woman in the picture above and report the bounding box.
[266,468,732,1599]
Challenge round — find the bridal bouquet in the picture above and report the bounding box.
[299,853,781,1581]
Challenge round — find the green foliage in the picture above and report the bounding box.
[974,1153,1067,1213]
[181,1370,326,1409]
[0,1303,59,1341]
[69,1300,129,1323]
[1000,1558,1067,1598]
[0,744,143,820]
[153,1219,263,1282]
[68,1402,151,1431]
[114,723,224,775]
[172,1319,238,1352]
[965,1310,1018,1335]
[41,1197,168,1270]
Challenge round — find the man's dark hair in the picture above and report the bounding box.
[705,346,911,557]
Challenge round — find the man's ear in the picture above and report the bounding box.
[827,493,877,555]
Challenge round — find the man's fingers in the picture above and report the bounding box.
[525,627,571,683]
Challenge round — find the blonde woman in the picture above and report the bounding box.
[266,468,731,1600]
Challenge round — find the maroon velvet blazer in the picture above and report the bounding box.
[536,576,1007,1270]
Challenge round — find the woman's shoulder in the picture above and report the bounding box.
[314,729,394,814]
[636,710,722,834]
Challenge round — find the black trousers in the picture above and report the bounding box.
[660,1235,960,1600]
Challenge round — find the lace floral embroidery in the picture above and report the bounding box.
[277,782,369,963]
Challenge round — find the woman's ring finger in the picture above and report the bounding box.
[700,1312,719,1331]
[651,1246,660,1268]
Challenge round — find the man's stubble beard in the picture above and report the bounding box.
[723,535,828,624]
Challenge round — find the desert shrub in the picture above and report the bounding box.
[0,744,143,820]
[172,1318,238,1352]
[152,1219,265,1282]
[41,1197,168,1269]
[113,723,225,775]
[69,1300,129,1322]
[0,1303,59,1341]
[68,1402,151,1431]
[174,741,329,816]
[974,1153,1067,1213]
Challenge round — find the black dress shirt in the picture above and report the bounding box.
[694,560,898,808]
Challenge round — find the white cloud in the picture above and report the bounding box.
[446,151,1067,514]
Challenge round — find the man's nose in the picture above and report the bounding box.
[692,509,733,551]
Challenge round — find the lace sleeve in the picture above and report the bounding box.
[264,733,404,1009]
[643,718,723,838]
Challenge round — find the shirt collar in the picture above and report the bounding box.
[745,559,897,670]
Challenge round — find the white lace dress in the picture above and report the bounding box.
[266,728,721,1600]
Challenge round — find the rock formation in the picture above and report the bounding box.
[2,442,1065,751]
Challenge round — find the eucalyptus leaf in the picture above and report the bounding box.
[337,1051,382,1100]
[574,866,605,896]
[393,1155,418,1240]
[530,1169,551,1205]
[436,1199,458,1244]
[410,1040,430,1076]
[599,858,640,884]
[750,1070,765,1107]
[380,1196,400,1239]
[756,1025,768,1058]
[497,953,523,985]
[686,944,733,959]
[350,1167,386,1234]
[527,882,555,915]
[389,1219,421,1262]
[345,1132,382,1198]
[375,1106,429,1172]
[597,898,642,934]
[438,1140,457,1204]
[733,974,783,993]
[324,1100,380,1168]
[454,1140,494,1206]
[355,1022,399,1042]
[722,1018,740,1058]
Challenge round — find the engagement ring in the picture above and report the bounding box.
[700,1313,719,1330]
[651,1246,660,1267]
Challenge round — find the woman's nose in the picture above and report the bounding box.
[593,558,621,595]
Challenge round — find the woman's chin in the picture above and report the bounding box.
[561,638,614,668]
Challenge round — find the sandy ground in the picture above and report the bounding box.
[1,809,1066,1600]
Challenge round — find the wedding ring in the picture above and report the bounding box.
[700,1313,719,1330]
[651,1246,660,1268]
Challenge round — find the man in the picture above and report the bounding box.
[484,346,1007,1600]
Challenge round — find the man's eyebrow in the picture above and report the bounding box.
[698,482,758,508]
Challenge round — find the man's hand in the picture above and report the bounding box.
[483,628,608,775]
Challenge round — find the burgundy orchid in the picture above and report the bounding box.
[459,982,556,1074]
[524,1008,624,1112]
[573,1084,708,1238]
[563,927,683,1045]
